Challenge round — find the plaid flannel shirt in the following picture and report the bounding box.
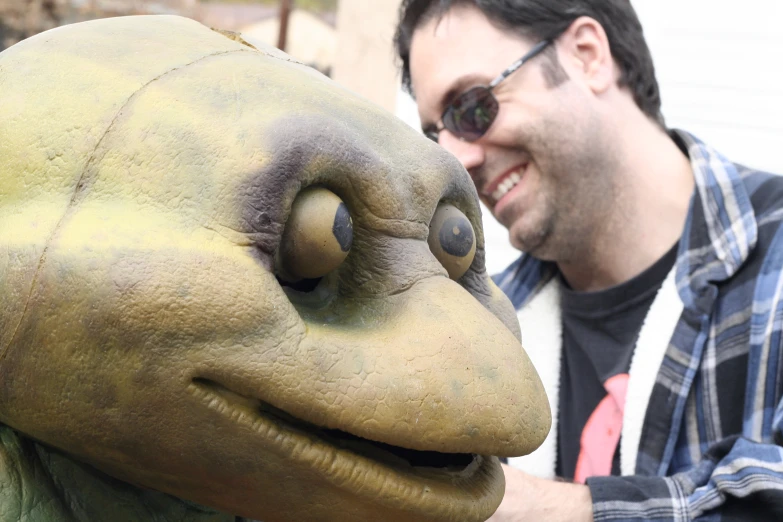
[494,130,783,521]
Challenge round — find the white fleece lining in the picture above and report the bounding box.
[506,267,681,479]
[507,278,562,478]
[620,268,682,475]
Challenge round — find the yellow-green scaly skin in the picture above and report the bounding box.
[0,15,550,522]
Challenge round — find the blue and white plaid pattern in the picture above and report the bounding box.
[494,130,783,521]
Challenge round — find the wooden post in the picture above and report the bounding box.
[332,0,402,114]
[277,0,292,51]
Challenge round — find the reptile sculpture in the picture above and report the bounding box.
[0,15,550,522]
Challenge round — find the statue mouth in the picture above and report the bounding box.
[190,377,476,471]
[188,377,501,520]
[258,398,477,472]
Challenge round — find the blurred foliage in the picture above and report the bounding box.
[0,0,64,49]
[0,0,337,51]
[203,0,337,12]
[0,0,198,50]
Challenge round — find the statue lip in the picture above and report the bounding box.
[187,377,502,519]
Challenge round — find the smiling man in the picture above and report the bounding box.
[396,1,783,521]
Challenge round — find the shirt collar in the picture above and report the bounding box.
[672,129,757,313]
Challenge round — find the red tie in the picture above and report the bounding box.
[573,373,629,483]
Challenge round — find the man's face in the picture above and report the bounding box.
[409,5,616,260]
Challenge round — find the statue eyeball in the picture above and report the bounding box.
[277,187,353,282]
[428,204,476,280]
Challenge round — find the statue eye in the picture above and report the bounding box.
[277,187,353,282]
[427,204,476,280]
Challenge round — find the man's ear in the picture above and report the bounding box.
[558,16,617,95]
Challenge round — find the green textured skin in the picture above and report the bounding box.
[0,16,550,522]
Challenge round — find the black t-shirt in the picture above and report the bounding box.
[556,243,678,480]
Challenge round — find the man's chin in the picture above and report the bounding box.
[509,225,553,259]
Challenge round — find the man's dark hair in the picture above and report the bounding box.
[394,0,663,124]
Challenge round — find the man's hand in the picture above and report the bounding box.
[487,463,594,522]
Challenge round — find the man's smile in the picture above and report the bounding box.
[483,163,529,210]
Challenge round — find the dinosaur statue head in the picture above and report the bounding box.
[0,16,550,522]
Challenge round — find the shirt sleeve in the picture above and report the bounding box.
[586,431,783,521]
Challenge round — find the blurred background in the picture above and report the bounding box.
[3,0,782,274]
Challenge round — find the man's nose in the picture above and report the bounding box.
[438,130,485,172]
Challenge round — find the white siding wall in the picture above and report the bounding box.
[397,2,783,274]
[634,0,783,174]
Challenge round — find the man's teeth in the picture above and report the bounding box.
[492,171,523,201]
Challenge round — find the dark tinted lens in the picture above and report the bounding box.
[424,128,440,142]
[442,87,499,141]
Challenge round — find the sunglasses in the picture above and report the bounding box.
[423,39,553,143]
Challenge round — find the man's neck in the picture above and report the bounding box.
[558,117,694,292]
